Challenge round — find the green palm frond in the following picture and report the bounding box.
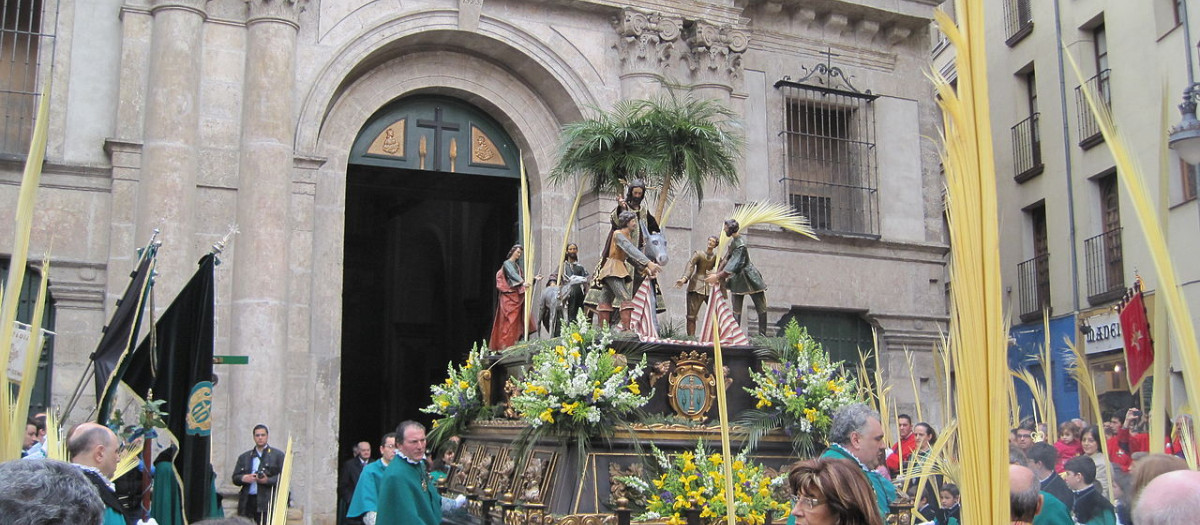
[549,90,745,220]
[733,409,786,453]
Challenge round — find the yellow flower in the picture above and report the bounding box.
[653,478,665,489]
[827,380,842,393]
[458,380,470,389]
[555,345,566,356]
[444,377,453,386]
[571,332,583,343]
[539,408,555,424]
[432,419,440,428]
[732,460,745,471]
[708,453,723,466]
[756,398,772,409]
[438,400,450,409]
[561,401,580,415]
[627,382,640,395]
[613,366,624,374]
[569,350,581,359]
[667,513,686,524]
[593,388,604,399]
[805,407,819,422]
[607,347,615,355]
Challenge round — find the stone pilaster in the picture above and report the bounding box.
[682,21,748,101]
[612,8,682,100]
[228,0,303,470]
[136,0,208,302]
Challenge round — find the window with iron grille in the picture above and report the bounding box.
[777,81,879,238]
[1004,0,1034,46]
[0,0,53,156]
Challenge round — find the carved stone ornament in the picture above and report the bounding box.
[683,21,749,83]
[245,0,308,25]
[612,8,682,73]
[667,350,716,421]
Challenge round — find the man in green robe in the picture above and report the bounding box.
[786,404,894,525]
[375,421,442,525]
[706,219,769,336]
[347,432,397,525]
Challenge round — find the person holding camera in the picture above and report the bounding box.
[1109,408,1149,472]
[232,424,286,524]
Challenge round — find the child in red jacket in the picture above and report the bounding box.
[1054,421,1084,473]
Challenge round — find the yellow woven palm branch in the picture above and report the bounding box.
[933,4,1010,522]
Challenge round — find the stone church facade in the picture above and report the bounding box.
[0,0,947,522]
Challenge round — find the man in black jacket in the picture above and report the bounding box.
[232,424,286,524]
[1029,442,1073,509]
[338,441,371,525]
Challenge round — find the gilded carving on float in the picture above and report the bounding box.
[450,137,458,172]
[471,125,507,167]
[667,350,716,421]
[366,119,405,157]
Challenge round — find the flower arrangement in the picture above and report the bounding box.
[740,319,858,454]
[620,440,790,525]
[423,343,491,445]
[508,317,650,434]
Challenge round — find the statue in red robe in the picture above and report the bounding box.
[489,245,539,350]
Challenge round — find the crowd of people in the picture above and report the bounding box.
[777,404,1200,525]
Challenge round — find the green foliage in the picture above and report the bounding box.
[738,319,858,455]
[108,398,168,443]
[550,89,744,217]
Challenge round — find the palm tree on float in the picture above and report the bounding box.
[551,88,744,220]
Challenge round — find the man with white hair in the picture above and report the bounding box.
[69,422,132,525]
[816,403,895,519]
[0,458,105,525]
[1132,469,1200,524]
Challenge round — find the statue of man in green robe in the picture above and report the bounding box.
[706,219,769,336]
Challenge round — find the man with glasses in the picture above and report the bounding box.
[346,432,397,525]
[375,421,443,525]
[1014,421,1036,452]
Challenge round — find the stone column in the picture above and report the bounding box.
[229,0,302,438]
[136,0,207,302]
[683,21,748,103]
[612,8,682,100]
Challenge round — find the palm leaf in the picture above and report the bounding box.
[717,202,817,260]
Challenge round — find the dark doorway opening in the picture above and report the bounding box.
[338,164,518,456]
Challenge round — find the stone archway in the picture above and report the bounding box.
[294,31,595,521]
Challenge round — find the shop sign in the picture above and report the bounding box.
[1083,312,1122,354]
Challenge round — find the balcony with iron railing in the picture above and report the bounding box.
[1075,69,1111,149]
[1084,227,1124,305]
[784,178,879,239]
[1012,113,1044,182]
[1017,253,1050,322]
[1004,0,1034,46]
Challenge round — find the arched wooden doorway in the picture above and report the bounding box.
[337,95,521,460]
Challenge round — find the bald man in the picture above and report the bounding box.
[1010,464,1044,525]
[1133,470,1200,524]
[69,423,133,525]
